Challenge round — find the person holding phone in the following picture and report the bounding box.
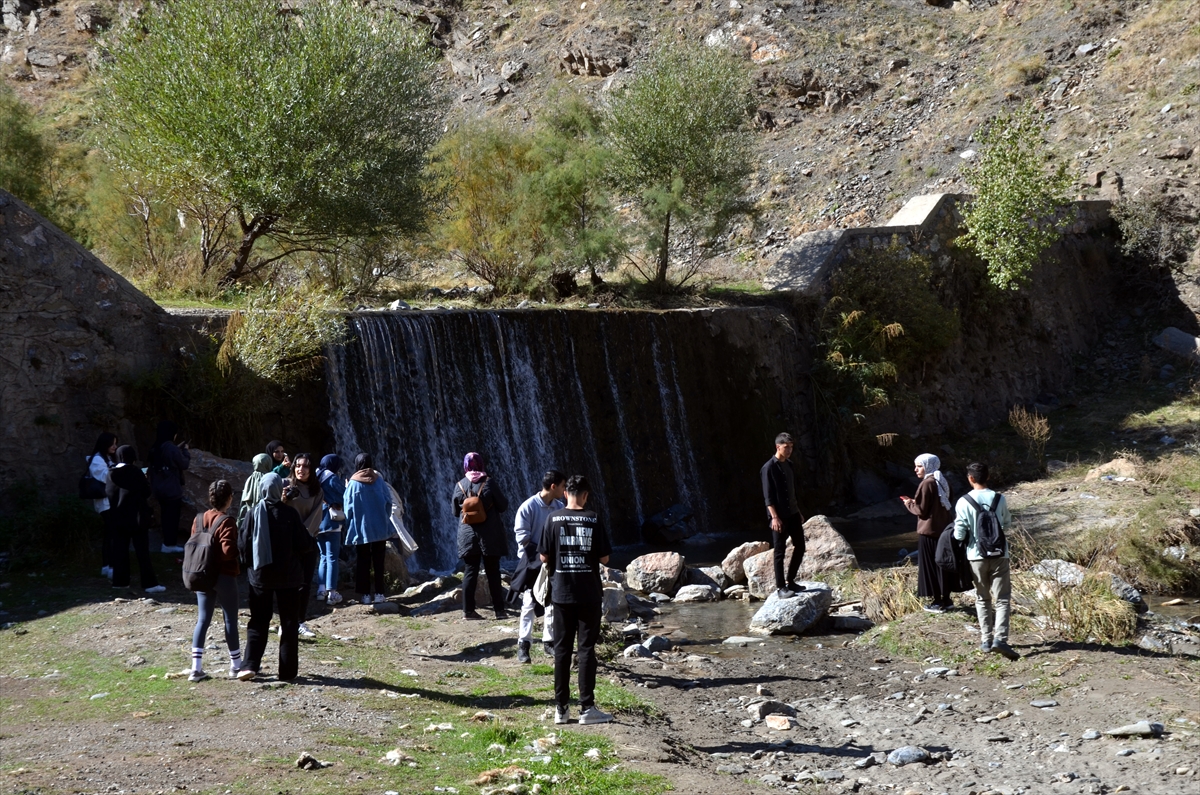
[902,454,956,613]
[266,440,291,477]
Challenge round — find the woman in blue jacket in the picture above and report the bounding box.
[344,453,392,605]
[316,454,347,605]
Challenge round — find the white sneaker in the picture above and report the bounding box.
[373,593,387,604]
[188,670,210,682]
[101,566,112,579]
[775,588,795,599]
[361,594,375,605]
[554,706,570,725]
[326,590,343,605]
[228,664,242,679]
[160,545,184,554]
[316,586,327,600]
[144,585,166,594]
[578,706,613,725]
[298,623,316,638]
[236,667,256,681]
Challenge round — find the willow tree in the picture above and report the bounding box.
[604,43,754,288]
[99,0,443,284]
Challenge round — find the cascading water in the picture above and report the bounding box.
[325,308,810,571]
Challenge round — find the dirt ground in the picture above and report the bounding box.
[2,585,1198,795]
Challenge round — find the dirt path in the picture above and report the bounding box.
[2,589,1198,795]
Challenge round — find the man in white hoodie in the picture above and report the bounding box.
[511,469,566,663]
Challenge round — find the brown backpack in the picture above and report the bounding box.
[459,480,487,525]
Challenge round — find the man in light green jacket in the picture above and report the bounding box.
[953,462,1019,661]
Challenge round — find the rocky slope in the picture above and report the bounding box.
[2,0,1198,292]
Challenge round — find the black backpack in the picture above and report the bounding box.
[963,493,1006,558]
[182,512,223,592]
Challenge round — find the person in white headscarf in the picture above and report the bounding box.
[238,473,316,682]
[901,454,957,613]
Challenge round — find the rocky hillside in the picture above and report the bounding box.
[3,0,1198,290]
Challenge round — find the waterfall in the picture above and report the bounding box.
[324,308,809,571]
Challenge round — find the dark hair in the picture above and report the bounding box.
[354,452,373,471]
[292,453,316,483]
[775,432,794,445]
[565,475,590,495]
[208,479,234,509]
[966,462,989,485]
[91,432,118,460]
[542,469,566,490]
[266,440,285,457]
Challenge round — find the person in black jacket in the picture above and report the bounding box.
[452,452,510,621]
[238,473,317,682]
[760,432,806,598]
[148,420,191,553]
[106,445,164,594]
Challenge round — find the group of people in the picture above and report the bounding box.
[760,433,1018,661]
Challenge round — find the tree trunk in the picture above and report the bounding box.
[655,211,671,288]
[220,212,276,285]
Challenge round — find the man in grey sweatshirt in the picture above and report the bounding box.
[512,469,566,663]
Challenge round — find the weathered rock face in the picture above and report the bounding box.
[686,565,731,592]
[749,583,833,635]
[181,449,254,516]
[673,584,720,603]
[722,541,771,584]
[602,583,629,623]
[625,552,685,595]
[0,190,180,497]
[743,516,857,597]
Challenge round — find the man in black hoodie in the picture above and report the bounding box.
[106,445,164,594]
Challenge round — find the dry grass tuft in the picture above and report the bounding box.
[1029,572,1138,644]
[856,565,922,622]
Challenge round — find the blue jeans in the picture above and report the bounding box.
[317,531,342,591]
[193,574,240,651]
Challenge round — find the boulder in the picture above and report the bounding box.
[747,700,795,721]
[742,516,857,597]
[75,4,110,32]
[625,592,660,620]
[625,552,685,595]
[500,60,528,82]
[686,565,731,591]
[642,635,672,653]
[674,584,720,603]
[623,644,653,659]
[1028,559,1086,586]
[887,746,931,766]
[181,449,254,516]
[748,583,833,635]
[410,588,462,616]
[722,541,770,584]
[399,578,444,604]
[1084,458,1139,481]
[600,565,624,584]
[602,584,629,623]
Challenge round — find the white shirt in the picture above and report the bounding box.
[514,492,565,549]
[89,453,112,513]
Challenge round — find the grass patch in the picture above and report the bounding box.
[1028,572,1139,644]
[854,565,921,622]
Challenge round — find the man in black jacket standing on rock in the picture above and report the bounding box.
[761,432,805,598]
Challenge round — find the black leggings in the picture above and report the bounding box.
[354,541,386,596]
[158,496,183,547]
[462,552,504,615]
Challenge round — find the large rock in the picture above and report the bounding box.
[602,583,629,623]
[743,516,857,597]
[625,552,685,595]
[1028,558,1085,586]
[1084,458,1139,481]
[686,565,731,591]
[722,541,771,584]
[181,449,254,515]
[748,583,833,635]
[674,584,720,603]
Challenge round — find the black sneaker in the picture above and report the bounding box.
[463,611,484,621]
[543,641,555,658]
[517,641,531,664]
[990,641,1020,661]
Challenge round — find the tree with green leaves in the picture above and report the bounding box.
[0,84,53,214]
[604,42,754,289]
[524,95,625,289]
[958,104,1074,291]
[99,0,443,285]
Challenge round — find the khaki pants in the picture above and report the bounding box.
[969,557,1012,644]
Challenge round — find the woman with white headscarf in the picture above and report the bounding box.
[901,454,956,613]
[238,473,317,682]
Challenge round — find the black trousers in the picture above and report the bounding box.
[917,533,952,605]
[158,496,183,547]
[100,509,116,568]
[552,601,601,710]
[462,552,505,615]
[111,520,158,589]
[354,540,386,596]
[298,547,318,620]
[772,513,806,589]
[244,584,301,681]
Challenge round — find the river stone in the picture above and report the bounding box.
[831,614,874,632]
[723,636,761,646]
[642,634,672,653]
[674,584,720,603]
[722,541,771,584]
[687,565,731,591]
[1082,729,1101,740]
[623,644,653,658]
[887,746,930,766]
[399,578,443,604]
[602,583,629,623]
[748,584,833,635]
[765,714,795,730]
[1030,698,1059,708]
[747,700,796,721]
[1028,559,1086,586]
[1103,573,1146,612]
[625,552,685,595]
[1105,721,1164,737]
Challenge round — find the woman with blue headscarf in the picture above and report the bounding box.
[315,454,346,605]
[901,453,956,613]
[238,473,317,682]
